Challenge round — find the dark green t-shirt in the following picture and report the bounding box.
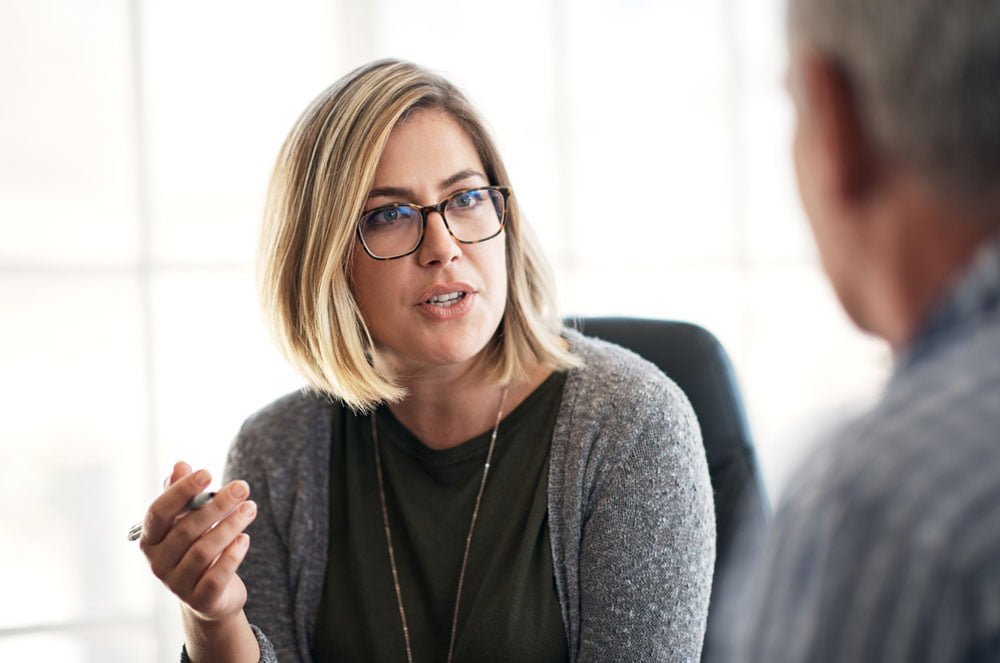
[313,371,569,662]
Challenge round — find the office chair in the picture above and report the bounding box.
[569,317,768,660]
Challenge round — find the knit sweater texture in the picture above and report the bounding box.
[181,329,715,661]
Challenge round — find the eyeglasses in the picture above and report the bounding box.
[356,186,511,260]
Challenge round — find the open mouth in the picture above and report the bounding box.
[425,291,467,307]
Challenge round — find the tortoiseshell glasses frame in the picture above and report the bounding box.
[356,186,512,261]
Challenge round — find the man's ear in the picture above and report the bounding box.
[798,51,881,204]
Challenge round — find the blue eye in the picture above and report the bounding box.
[365,205,415,229]
[452,190,485,209]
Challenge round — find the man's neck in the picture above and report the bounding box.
[869,181,998,351]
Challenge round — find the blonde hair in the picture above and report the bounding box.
[259,59,578,411]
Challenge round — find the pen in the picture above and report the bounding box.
[127,491,217,542]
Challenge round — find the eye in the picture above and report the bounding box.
[452,189,486,209]
[364,205,414,229]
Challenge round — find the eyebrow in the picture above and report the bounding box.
[367,169,488,201]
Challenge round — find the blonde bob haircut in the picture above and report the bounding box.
[259,59,579,411]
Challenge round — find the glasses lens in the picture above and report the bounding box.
[444,188,505,242]
[359,205,422,258]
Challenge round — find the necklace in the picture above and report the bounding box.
[371,386,509,663]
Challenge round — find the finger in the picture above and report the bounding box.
[141,468,212,547]
[189,533,251,614]
[165,461,193,489]
[170,500,257,597]
[152,479,250,571]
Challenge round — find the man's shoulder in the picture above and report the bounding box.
[778,324,1000,564]
[888,309,1000,413]
[844,311,997,452]
[745,368,1000,663]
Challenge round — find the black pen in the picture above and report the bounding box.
[127,491,217,542]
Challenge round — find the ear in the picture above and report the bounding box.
[795,50,881,204]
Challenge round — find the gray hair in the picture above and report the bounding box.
[788,0,1000,200]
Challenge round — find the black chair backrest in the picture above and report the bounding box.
[569,317,768,658]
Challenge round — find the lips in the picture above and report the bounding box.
[415,282,477,306]
[414,282,478,320]
[426,291,465,306]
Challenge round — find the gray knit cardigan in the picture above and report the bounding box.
[186,330,715,662]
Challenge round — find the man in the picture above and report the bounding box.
[729,1,1000,661]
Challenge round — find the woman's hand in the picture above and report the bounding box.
[139,461,257,623]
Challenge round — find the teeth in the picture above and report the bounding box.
[427,291,465,306]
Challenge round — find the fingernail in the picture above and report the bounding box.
[239,501,257,517]
[194,470,211,486]
[238,533,250,547]
[230,480,249,499]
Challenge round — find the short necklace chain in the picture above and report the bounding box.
[371,386,509,663]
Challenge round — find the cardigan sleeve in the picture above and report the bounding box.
[576,375,716,662]
[179,624,277,663]
[178,421,291,663]
[227,419,298,661]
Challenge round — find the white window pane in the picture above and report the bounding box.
[565,1,738,264]
[0,276,151,627]
[737,0,816,262]
[0,626,157,663]
[150,270,302,475]
[742,92,814,261]
[0,1,138,267]
[558,263,751,354]
[140,0,343,264]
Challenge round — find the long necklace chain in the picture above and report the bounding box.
[371,386,509,663]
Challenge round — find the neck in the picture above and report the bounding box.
[388,367,505,450]
[862,179,997,351]
[377,355,553,450]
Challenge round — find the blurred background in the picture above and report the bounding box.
[0,0,889,659]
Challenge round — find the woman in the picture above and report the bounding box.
[139,59,715,662]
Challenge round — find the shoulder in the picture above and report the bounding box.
[554,328,705,499]
[240,387,332,436]
[748,398,1000,659]
[225,388,338,539]
[228,388,335,469]
[739,317,1000,659]
[801,316,1000,504]
[776,367,1000,578]
[561,327,698,436]
[784,307,1000,503]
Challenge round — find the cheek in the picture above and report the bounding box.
[793,122,830,248]
[792,124,853,308]
[349,249,385,326]
[792,122,815,216]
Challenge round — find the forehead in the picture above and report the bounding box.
[372,109,486,190]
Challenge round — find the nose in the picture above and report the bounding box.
[417,210,462,266]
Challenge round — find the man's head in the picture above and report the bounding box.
[785,0,1000,346]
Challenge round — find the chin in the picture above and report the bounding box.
[422,334,492,366]
[831,281,877,336]
[382,325,494,371]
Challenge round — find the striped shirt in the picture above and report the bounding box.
[731,235,1000,662]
